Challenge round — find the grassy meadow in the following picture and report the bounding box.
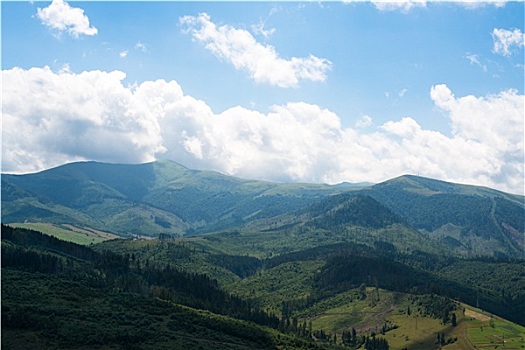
[10,222,118,245]
[460,306,525,350]
[297,289,525,350]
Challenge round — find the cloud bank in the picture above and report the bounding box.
[36,0,98,38]
[180,13,332,88]
[2,67,523,194]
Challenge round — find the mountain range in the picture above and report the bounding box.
[2,160,524,258]
[2,160,525,350]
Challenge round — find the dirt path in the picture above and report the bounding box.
[457,320,477,350]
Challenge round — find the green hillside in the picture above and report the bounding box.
[365,175,525,258]
[1,225,344,350]
[92,228,525,326]
[3,225,524,350]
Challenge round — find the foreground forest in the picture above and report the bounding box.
[2,224,524,350]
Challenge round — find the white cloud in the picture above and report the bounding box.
[179,13,332,88]
[344,0,506,12]
[2,67,165,172]
[492,28,525,57]
[465,53,487,72]
[119,50,128,58]
[251,6,280,39]
[431,84,523,156]
[36,0,98,38]
[355,115,373,128]
[59,63,71,73]
[458,1,507,9]
[430,84,524,191]
[2,67,523,195]
[371,0,426,12]
[251,20,276,39]
[135,41,147,52]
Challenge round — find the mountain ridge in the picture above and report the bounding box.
[2,160,524,258]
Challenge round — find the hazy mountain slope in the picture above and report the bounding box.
[1,160,349,236]
[3,160,192,203]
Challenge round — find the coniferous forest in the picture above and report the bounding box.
[3,223,525,350]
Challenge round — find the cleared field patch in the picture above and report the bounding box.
[465,308,491,321]
[384,313,447,350]
[10,222,119,245]
[306,289,465,350]
[304,292,525,350]
[308,289,400,334]
[463,309,525,350]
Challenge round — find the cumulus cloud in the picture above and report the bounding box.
[492,28,525,56]
[430,84,523,191]
[2,67,165,172]
[36,0,98,38]
[2,67,523,194]
[179,13,332,88]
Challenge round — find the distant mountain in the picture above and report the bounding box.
[2,161,524,258]
[364,175,525,258]
[1,160,351,236]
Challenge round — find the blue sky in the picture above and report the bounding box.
[2,1,524,194]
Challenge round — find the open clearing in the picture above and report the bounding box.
[10,222,118,245]
[305,290,525,350]
[465,309,491,322]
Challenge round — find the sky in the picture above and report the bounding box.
[2,0,524,194]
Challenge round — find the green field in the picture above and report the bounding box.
[295,289,525,350]
[10,222,118,245]
[304,289,452,350]
[462,307,525,350]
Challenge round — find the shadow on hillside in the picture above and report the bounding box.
[401,321,465,350]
